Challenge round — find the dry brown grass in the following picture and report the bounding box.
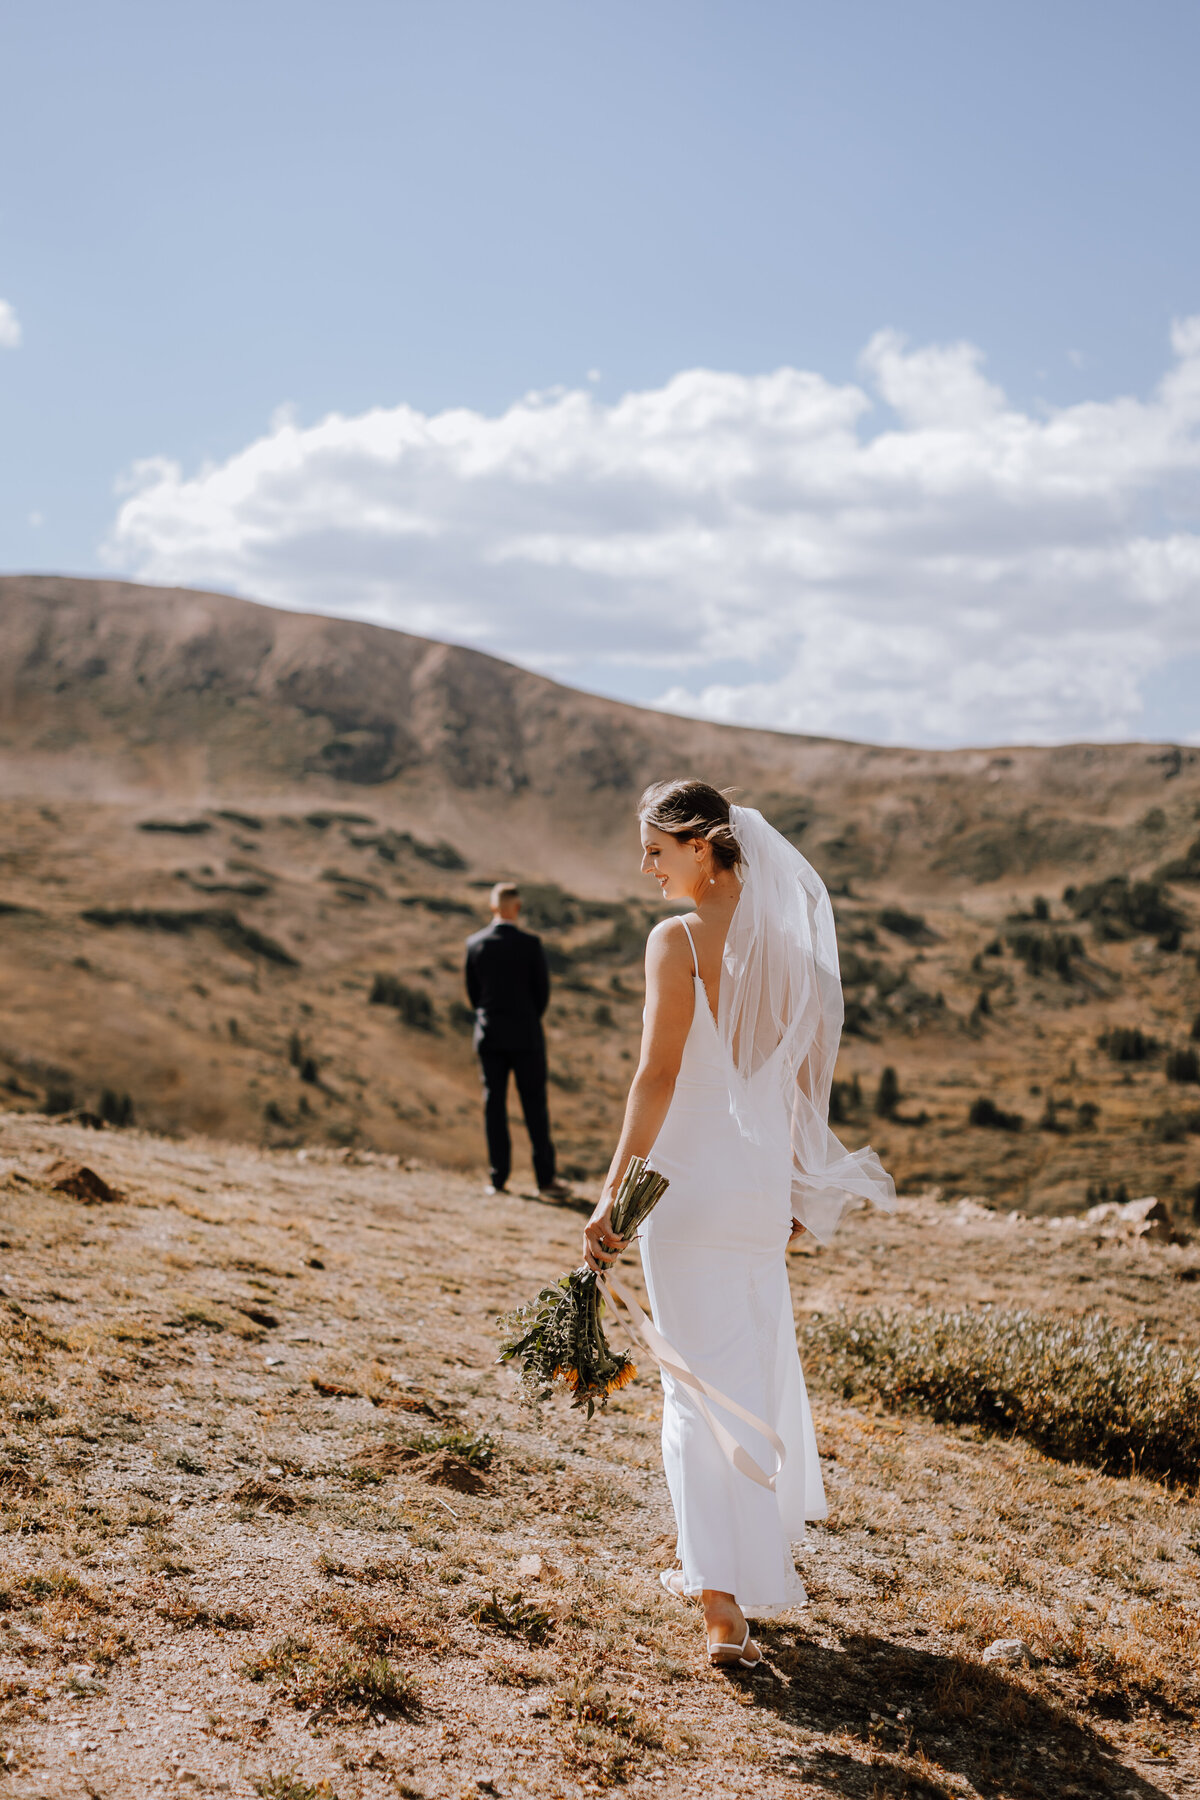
[0,1111,1197,1798]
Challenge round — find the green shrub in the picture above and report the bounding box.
[254,1772,338,1800]
[1005,927,1083,979]
[1143,1111,1194,1144]
[878,907,932,943]
[243,1634,417,1716]
[1166,1046,1200,1084]
[99,1088,134,1127]
[397,894,474,918]
[1086,1180,1130,1206]
[369,974,435,1031]
[1065,875,1183,942]
[44,1085,75,1116]
[803,1306,1200,1483]
[400,833,465,871]
[82,906,298,966]
[1098,1026,1159,1063]
[828,1077,862,1124]
[1192,1011,1200,1042]
[1155,833,1200,884]
[1038,1097,1067,1133]
[473,1591,554,1645]
[407,1428,495,1468]
[968,1096,1023,1131]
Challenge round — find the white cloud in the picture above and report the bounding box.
[103,321,1200,747]
[0,299,21,350]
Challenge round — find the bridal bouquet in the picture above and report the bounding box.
[498,1156,668,1417]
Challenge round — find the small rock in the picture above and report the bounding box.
[517,1554,543,1579]
[47,1161,123,1205]
[981,1637,1032,1667]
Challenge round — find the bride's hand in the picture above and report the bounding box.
[583,1198,627,1273]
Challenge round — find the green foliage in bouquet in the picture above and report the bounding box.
[498,1156,668,1417]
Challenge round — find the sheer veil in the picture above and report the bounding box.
[720,805,897,1245]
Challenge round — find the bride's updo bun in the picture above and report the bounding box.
[638,778,742,870]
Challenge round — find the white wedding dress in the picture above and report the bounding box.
[636,808,895,1617]
[640,917,821,1614]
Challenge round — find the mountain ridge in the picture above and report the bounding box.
[3,572,1198,899]
[0,574,1198,1218]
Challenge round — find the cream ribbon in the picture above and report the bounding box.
[598,1267,786,1493]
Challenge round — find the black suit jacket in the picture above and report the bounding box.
[464,919,550,1054]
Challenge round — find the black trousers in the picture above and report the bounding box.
[477,1046,556,1191]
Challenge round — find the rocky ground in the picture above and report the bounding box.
[0,1113,1198,1800]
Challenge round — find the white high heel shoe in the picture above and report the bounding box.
[707,1623,762,1669]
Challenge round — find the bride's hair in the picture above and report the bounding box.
[638,778,742,870]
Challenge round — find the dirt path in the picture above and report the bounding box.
[0,1114,1197,1799]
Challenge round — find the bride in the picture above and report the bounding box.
[583,779,895,1668]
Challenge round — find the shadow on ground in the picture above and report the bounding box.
[738,1626,1170,1799]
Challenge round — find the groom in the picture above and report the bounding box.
[465,882,566,1199]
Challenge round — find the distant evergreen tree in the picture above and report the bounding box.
[968,1096,1024,1132]
[99,1089,134,1127]
[874,1066,900,1118]
[1166,1046,1200,1085]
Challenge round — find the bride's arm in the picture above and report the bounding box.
[582,920,694,1270]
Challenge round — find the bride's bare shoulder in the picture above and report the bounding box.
[645,915,694,970]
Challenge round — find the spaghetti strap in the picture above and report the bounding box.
[679,915,700,979]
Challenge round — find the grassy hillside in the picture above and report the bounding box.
[1,575,1199,1219]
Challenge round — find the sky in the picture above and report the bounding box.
[1,0,1199,747]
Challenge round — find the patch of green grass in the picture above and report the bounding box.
[20,1568,107,1610]
[254,1773,339,1800]
[244,1632,419,1716]
[473,1591,554,1645]
[804,1307,1200,1483]
[557,1681,662,1785]
[315,1552,408,1585]
[339,1465,383,1487]
[158,1593,255,1630]
[407,1427,495,1468]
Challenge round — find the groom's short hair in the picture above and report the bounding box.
[490,881,520,911]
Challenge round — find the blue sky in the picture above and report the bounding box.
[2,1,1199,745]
